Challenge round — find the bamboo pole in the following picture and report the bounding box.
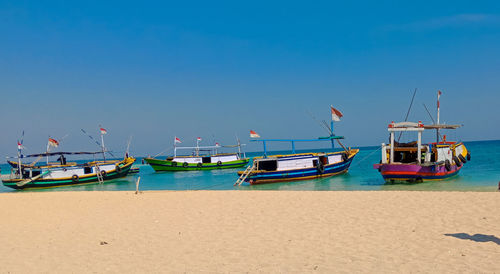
[135,176,141,194]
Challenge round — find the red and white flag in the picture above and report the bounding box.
[197,137,202,141]
[437,90,442,108]
[48,138,59,147]
[174,137,182,144]
[100,127,107,135]
[17,141,23,150]
[331,105,343,122]
[250,130,260,138]
[215,142,220,147]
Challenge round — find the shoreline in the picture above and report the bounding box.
[0,191,499,272]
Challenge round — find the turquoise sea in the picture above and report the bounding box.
[1,140,499,192]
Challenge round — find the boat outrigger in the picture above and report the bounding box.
[144,137,249,171]
[235,106,359,185]
[373,91,470,182]
[2,128,136,189]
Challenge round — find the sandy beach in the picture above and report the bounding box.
[0,191,499,273]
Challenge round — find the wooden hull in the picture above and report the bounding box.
[145,157,249,171]
[240,150,358,185]
[2,157,136,189]
[373,163,462,182]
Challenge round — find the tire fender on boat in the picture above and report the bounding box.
[182,162,189,168]
[116,165,122,172]
[342,153,349,162]
[217,161,222,166]
[72,174,79,182]
[445,160,452,171]
[171,161,177,167]
[197,163,203,168]
[458,154,467,164]
[453,156,462,167]
[317,162,325,174]
[467,152,471,161]
[101,170,107,177]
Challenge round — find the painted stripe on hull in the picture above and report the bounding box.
[248,158,354,184]
[3,164,134,189]
[145,158,249,171]
[377,163,462,181]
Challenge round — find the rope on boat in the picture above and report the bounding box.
[152,147,173,158]
[353,147,382,167]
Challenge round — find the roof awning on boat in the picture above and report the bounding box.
[423,124,461,129]
[23,151,105,158]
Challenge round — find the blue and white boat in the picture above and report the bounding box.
[235,106,359,185]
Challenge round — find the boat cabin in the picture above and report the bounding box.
[381,121,463,165]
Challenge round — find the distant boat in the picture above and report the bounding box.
[236,106,359,185]
[144,137,249,171]
[373,91,470,182]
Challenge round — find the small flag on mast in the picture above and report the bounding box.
[331,106,343,122]
[174,137,182,144]
[437,90,442,108]
[250,130,260,138]
[17,141,23,150]
[48,138,59,147]
[215,142,220,147]
[197,137,202,141]
[100,127,107,135]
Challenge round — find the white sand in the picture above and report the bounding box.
[0,191,499,273]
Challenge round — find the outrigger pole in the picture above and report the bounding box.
[251,136,344,158]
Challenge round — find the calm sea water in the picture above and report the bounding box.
[1,140,499,192]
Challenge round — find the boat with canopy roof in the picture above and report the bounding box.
[235,106,359,185]
[2,128,136,189]
[144,137,249,171]
[373,91,470,182]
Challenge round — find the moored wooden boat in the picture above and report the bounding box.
[2,127,137,189]
[2,152,136,189]
[145,137,249,171]
[237,149,358,184]
[235,106,358,185]
[373,91,470,183]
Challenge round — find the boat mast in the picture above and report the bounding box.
[17,141,22,178]
[196,137,200,156]
[330,119,335,150]
[436,90,441,143]
[100,129,106,161]
[174,136,177,157]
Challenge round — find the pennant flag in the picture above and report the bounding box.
[174,137,182,144]
[215,142,220,147]
[331,106,343,122]
[250,130,260,138]
[197,137,202,141]
[100,127,107,135]
[48,138,59,147]
[437,90,442,108]
[17,141,23,150]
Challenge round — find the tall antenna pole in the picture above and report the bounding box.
[397,88,418,142]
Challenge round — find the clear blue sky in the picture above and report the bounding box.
[1,0,499,156]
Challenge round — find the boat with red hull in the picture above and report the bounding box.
[374,91,470,183]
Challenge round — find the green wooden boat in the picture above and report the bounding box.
[145,138,249,171]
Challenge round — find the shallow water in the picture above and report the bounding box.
[1,140,499,192]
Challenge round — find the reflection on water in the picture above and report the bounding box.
[0,140,499,192]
